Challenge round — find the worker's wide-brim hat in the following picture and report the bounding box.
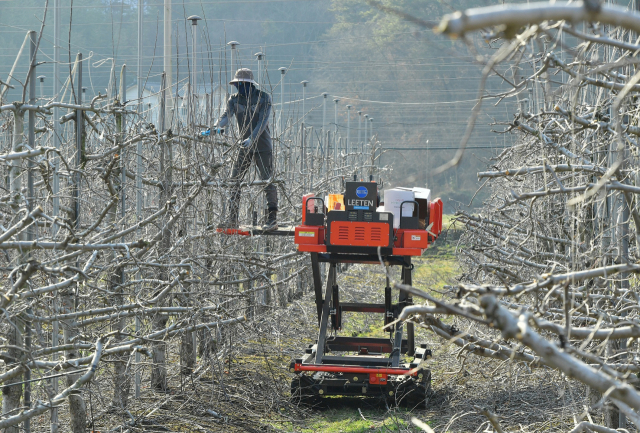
[229,68,258,86]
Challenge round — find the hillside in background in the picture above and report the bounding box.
[0,0,519,210]
[308,0,517,210]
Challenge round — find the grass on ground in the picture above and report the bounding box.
[273,403,432,432]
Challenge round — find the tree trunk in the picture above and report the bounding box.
[2,321,23,433]
[604,398,620,429]
[60,288,86,433]
[110,266,130,408]
[3,110,25,433]
[152,104,172,389]
[198,314,216,358]
[180,329,195,375]
[603,338,620,428]
[151,313,169,391]
[67,391,86,433]
[179,250,195,375]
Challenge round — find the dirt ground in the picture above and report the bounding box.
[69,231,588,432]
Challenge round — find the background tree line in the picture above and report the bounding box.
[0,0,519,211]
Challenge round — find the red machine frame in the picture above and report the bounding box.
[290,192,443,404]
[214,186,444,404]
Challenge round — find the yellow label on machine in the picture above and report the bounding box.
[299,231,315,237]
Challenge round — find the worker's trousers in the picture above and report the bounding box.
[228,147,278,219]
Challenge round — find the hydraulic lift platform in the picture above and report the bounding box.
[215,181,443,405]
[216,225,296,237]
[289,181,443,406]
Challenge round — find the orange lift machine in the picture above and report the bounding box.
[291,180,443,404]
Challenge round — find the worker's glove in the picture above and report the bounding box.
[207,125,224,135]
[201,128,211,136]
[241,138,252,148]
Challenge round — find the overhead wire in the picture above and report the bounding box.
[0,0,512,150]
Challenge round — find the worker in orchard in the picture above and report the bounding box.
[213,68,278,231]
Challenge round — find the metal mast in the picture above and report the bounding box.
[357,110,362,146]
[278,67,287,136]
[53,0,61,233]
[364,114,369,145]
[51,5,61,430]
[228,41,239,94]
[254,52,264,86]
[187,15,202,127]
[136,0,144,402]
[301,80,308,121]
[37,76,45,101]
[164,0,172,112]
[346,104,351,157]
[322,92,328,140]
[333,98,339,157]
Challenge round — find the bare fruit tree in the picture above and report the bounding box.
[0,25,383,430]
[390,1,640,431]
